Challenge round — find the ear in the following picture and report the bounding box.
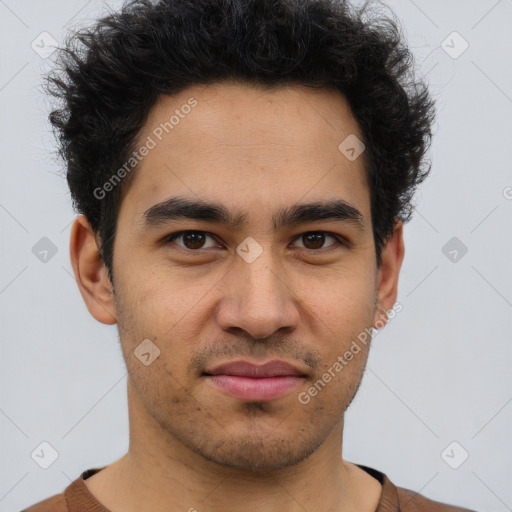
[69,215,117,325]
[372,217,405,330]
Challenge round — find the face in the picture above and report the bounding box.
[75,81,403,471]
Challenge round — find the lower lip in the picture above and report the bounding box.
[204,375,304,401]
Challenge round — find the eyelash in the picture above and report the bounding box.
[162,230,346,253]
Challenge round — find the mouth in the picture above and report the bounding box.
[202,359,307,401]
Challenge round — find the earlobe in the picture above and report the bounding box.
[373,217,405,330]
[69,215,117,325]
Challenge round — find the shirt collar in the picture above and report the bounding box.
[66,464,400,512]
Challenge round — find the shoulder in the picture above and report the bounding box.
[21,492,68,512]
[397,486,477,512]
[20,467,107,512]
[355,464,477,512]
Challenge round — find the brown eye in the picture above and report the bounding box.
[165,231,218,250]
[303,232,325,249]
[182,232,206,249]
[292,231,343,251]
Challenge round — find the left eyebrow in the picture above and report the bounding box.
[141,195,366,232]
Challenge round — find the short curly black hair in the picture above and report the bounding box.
[45,0,435,286]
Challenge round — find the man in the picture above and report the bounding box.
[23,0,475,510]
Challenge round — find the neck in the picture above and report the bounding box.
[85,379,381,512]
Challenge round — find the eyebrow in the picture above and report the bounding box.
[141,195,366,232]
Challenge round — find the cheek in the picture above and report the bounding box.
[306,272,376,376]
[122,269,209,333]
[116,274,214,389]
[308,269,376,329]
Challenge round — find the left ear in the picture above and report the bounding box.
[373,217,405,329]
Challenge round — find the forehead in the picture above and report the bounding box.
[120,81,370,225]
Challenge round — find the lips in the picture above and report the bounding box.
[203,360,307,378]
[202,360,307,401]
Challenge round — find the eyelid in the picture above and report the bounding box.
[163,230,347,252]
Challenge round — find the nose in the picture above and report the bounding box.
[215,251,300,340]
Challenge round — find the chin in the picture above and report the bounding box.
[185,427,325,471]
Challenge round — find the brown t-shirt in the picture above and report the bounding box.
[21,464,476,512]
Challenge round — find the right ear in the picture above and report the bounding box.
[69,215,117,325]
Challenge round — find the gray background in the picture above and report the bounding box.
[1,0,511,511]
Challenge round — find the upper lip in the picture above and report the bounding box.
[203,359,307,378]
